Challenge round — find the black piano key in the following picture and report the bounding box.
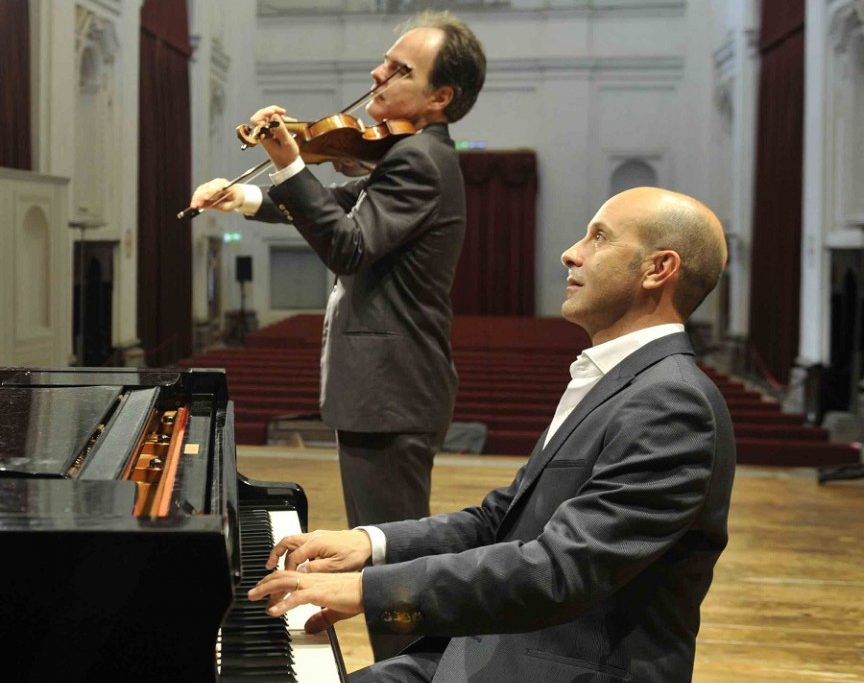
[220,642,292,655]
[218,507,298,682]
[221,674,295,681]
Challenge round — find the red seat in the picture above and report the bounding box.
[181,315,853,466]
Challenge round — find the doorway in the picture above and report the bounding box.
[826,249,864,413]
[73,241,115,367]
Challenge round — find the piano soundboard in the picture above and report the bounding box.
[0,367,346,682]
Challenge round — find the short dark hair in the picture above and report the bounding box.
[400,11,486,122]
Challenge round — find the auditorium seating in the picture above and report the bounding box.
[180,314,861,467]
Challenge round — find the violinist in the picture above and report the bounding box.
[189,10,485,661]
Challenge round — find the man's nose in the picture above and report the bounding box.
[371,63,387,83]
[561,243,581,267]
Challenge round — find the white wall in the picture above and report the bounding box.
[187,0,260,327]
[0,168,70,366]
[30,0,143,358]
[188,1,736,325]
[15,0,835,365]
[801,0,864,366]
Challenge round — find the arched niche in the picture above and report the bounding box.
[609,159,658,196]
[16,205,51,333]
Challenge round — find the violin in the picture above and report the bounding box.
[177,63,414,220]
[235,113,416,165]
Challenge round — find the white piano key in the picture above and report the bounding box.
[217,508,344,681]
[268,510,321,631]
[268,509,344,682]
[289,629,345,682]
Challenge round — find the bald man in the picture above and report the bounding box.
[247,187,736,682]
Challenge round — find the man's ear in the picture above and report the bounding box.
[429,85,454,113]
[643,250,680,290]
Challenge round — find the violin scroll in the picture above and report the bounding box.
[235,120,281,148]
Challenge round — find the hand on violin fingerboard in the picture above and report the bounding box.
[250,105,301,170]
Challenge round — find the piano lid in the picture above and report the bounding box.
[1,367,181,388]
[0,386,121,477]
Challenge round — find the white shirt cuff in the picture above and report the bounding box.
[356,525,387,566]
[238,184,263,215]
[270,156,306,185]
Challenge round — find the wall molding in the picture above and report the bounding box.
[257,55,685,90]
[255,0,687,20]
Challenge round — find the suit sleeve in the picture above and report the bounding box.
[375,462,530,562]
[265,143,441,275]
[248,177,366,224]
[362,380,719,637]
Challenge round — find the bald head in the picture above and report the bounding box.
[607,187,727,319]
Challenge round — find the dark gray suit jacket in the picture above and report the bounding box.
[362,333,736,682]
[255,123,464,433]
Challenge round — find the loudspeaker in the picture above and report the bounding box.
[236,256,253,283]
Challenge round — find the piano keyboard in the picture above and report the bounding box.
[218,508,346,682]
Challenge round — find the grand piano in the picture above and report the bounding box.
[0,367,346,682]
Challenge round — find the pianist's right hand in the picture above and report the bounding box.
[189,178,245,212]
[267,529,372,574]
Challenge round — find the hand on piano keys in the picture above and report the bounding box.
[267,529,374,573]
[248,568,364,628]
[218,509,347,681]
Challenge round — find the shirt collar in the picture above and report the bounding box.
[576,323,685,377]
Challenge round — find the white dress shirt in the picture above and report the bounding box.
[237,156,307,215]
[543,323,685,447]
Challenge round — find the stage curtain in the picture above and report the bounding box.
[748,0,804,384]
[138,0,192,366]
[0,0,31,170]
[760,0,805,51]
[452,151,537,315]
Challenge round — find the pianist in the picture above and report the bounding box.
[248,187,737,682]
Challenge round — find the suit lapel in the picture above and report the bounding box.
[500,333,696,522]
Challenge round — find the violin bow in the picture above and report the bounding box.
[178,65,412,219]
[176,158,273,220]
[340,63,412,116]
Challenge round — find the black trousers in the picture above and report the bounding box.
[336,429,443,528]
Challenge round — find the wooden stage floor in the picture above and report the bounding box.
[238,446,864,682]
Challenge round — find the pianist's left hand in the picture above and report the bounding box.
[247,569,363,633]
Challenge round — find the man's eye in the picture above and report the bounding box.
[593,232,603,241]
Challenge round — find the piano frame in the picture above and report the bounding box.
[0,367,343,682]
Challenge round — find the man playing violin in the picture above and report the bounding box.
[189,11,485,661]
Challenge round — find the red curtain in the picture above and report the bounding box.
[452,151,537,315]
[748,0,804,383]
[0,0,31,170]
[760,0,805,50]
[138,0,192,366]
